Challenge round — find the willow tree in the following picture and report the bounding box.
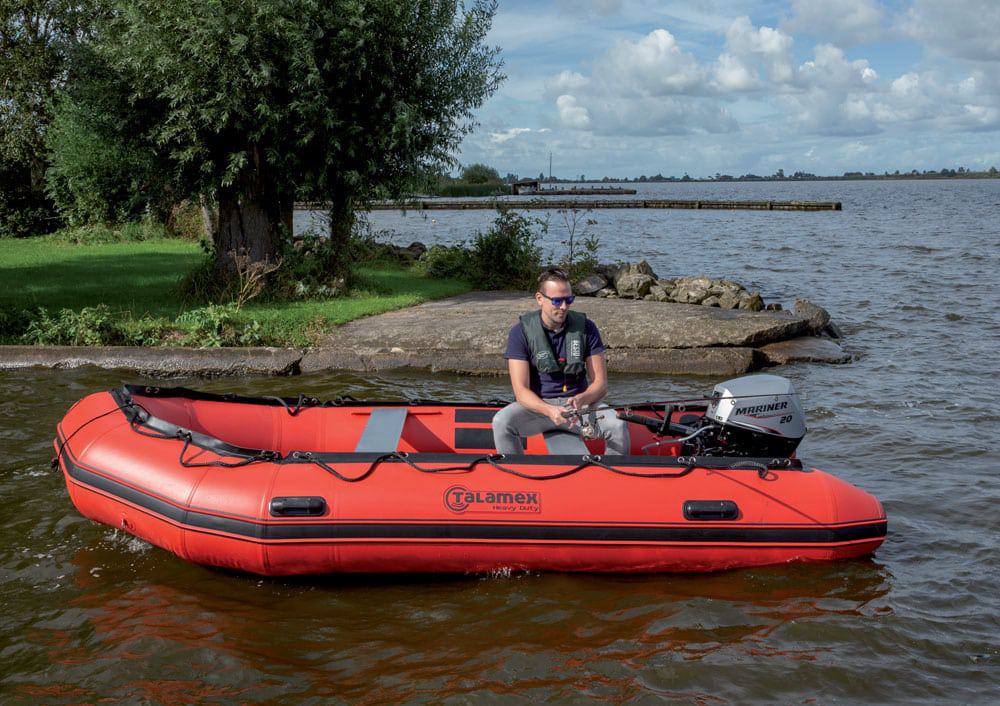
[92,0,503,276]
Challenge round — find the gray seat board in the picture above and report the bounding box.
[354,408,408,452]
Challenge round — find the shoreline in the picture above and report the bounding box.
[0,292,850,378]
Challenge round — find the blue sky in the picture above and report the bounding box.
[455,0,1000,178]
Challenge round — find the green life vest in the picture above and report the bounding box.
[519,310,588,377]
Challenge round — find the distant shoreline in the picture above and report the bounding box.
[528,172,999,185]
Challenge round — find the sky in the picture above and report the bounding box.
[454,0,1000,178]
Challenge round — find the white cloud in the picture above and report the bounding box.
[545,70,589,97]
[902,0,1000,62]
[785,0,884,46]
[489,128,533,144]
[713,53,760,92]
[719,16,795,87]
[797,44,877,89]
[596,29,706,96]
[556,95,591,129]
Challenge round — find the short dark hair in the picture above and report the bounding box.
[537,267,570,292]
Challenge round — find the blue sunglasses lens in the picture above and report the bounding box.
[549,295,575,306]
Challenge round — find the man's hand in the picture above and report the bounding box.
[545,403,571,427]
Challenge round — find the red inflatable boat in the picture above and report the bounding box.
[54,376,886,575]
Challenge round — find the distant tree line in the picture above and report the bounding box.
[486,165,999,184]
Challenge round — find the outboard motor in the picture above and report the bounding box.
[703,374,807,457]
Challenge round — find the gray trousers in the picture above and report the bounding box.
[491,398,631,455]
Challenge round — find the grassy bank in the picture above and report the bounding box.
[1,236,472,347]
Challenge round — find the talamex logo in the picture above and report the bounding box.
[734,400,789,416]
[569,339,581,357]
[444,485,542,514]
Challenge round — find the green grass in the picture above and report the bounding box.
[1,237,471,347]
[2,237,202,316]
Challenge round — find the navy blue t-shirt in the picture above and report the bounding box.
[504,313,605,398]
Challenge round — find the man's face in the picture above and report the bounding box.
[535,279,573,329]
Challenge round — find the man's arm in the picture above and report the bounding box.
[508,358,569,426]
[567,352,608,409]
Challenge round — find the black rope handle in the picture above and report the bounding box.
[176,431,280,468]
[264,394,320,417]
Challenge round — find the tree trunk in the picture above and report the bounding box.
[326,194,356,273]
[213,147,283,278]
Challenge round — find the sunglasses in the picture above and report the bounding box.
[540,293,575,307]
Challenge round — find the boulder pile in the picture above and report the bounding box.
[575,261,773,312]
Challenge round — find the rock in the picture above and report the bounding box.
[324,290,808,349]
[765,303,783,311]
[405,242,427,258]
[718,292,739,310]
[642,294,655,300]
[701,296,721,307]
[673,276,712,289]
[615,272,655,299]
[648,284,671,302]
[740,292,764,312]
[595,287,616,298]
[575,273,608,296]
[0,346,303,377]
[604,348,759,376]
[671,285,710,304]
[595,263,622,280]
[759,337,851,365]
[794,298,831,334]
[656,278,676,290]
[821,321,844,339]
[613,260,658,289]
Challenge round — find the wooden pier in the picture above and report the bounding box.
[350,198,842,212]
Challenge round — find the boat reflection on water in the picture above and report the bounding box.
[25,533,894,702]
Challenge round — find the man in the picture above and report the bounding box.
[492,268,630,455]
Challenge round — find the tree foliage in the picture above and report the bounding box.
[44,44,173,225]
[0,0,91,236]
[460,162,501,184]
[83,0,504,277]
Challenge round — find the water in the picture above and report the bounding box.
[4,180,999,702]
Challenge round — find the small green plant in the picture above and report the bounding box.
[557,208,601,282]
[118,315,170,346]
[418,243,472,279]
[23,305,121,346]
[175,304,238,347]
[468,208,543,290]
[47,220,170,245]
[174,304,265,347]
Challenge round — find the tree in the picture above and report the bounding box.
[84,0,503,276]
[0,0,91,236]
[460,163,501,184]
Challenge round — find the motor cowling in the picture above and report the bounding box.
[703,375,806,457]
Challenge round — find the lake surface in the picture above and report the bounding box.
[4,180,999,703]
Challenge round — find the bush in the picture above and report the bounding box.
[418,244,471,279]
[0,159,58,239]
[175,304,265,347]
[432,182,511,198]
[175,304,239,347]
[45,95,170,226]
[460,163,502,184]
[468,209,542,290]
[45,220,171,245]
[23,305,122,346]
[165,200,209,240]
[0,305,34,343]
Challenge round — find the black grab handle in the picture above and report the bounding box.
[270,496,327,517]
[683,500,739,521]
